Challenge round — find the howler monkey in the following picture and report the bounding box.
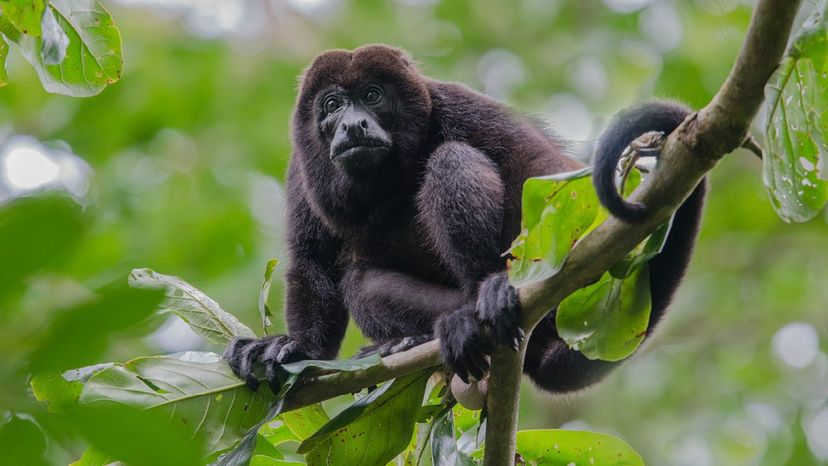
[225,45,705,393]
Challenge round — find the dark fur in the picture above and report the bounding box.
[224,45,705,393]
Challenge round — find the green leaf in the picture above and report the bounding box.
[515,429,644,465]
[70,448,112,466]
[0,0,122,97]
[0,35,9,86]
[67,402,203,466]
[0,195,85,307]
[431,409,475,466]
[259,259,279,334]
[300,371,431,465]
[249,456,303,466]
[129,268,256,344]
[215,355,382,466]
[40,6,68,65]
[0,415,48,466]
[259,422,300,447]
[31,363,113,413]
[78,351,277,456]
[0,0,46,36]
[762,1,828,222]
[279,403,329,440]
[556,266,651,361]
[507,168,599,287]
[28,284,165,373]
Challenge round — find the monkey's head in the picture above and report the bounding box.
[294,45,432,178]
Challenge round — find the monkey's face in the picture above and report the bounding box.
[319,84,394,175]
[295,45,433,180]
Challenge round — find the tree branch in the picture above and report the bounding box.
[279,2,802,464]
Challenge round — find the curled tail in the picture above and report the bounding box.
[592,100,692,222]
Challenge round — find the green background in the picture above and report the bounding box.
[1,0,826,464]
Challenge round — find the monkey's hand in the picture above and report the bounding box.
[436,305,494,384]
[224,335,309,393]
[475,272,524,351]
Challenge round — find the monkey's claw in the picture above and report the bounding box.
[476,272,523,351]
[223,335,308,393]
[436,305,494,384]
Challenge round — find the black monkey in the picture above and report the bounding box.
[224,45,705,394]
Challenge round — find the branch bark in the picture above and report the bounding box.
[279,1,803,464]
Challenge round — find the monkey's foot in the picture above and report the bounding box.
[356,334,433,359]
[224,335,308,393]
[436,305,494,384]
[476,272,524,351]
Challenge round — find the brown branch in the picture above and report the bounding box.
[278,2,802,464]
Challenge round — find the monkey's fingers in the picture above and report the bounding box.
[224,337,264,391]
[477,273,523,350]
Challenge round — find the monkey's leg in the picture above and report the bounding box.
[341,265,465,344]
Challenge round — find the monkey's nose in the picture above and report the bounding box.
[342,120,367,138]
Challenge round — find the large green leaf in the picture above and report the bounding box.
[214,354,382,466]
[78,351,276,456]
[515,429,644,466]
[0,0,46,37]
[556,266,651,361]
[129,268,256,344]
[0,0,122,96]
[300,370,431,466]
[0,195,85,307]
[508,168,599,287]
[0,415,48,466]
[28,284,165,373]
[762,1,828,222]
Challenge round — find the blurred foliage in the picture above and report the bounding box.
[0,0,827,465]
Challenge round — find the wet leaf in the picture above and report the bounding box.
[129,268,256,344]
[763,1,828,222]
[515,429,644,465]
[0,0,122,96]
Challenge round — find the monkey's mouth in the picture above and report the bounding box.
[331,138,391,161]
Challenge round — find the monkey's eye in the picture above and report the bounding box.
[364,88,383,105]
[324,96,342,113]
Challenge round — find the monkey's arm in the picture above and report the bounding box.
[341,266,465,343]
[224,165,347,392]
